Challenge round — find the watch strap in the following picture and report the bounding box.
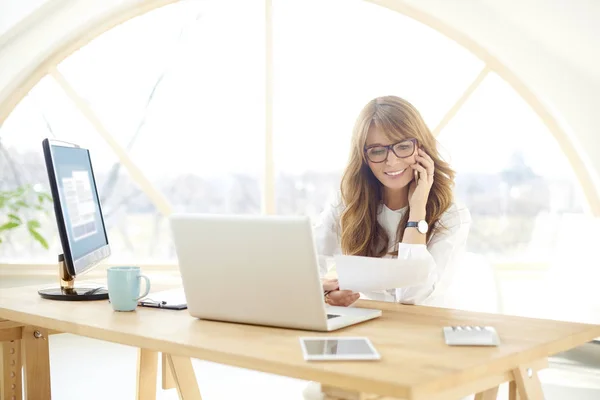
[407,220,428,234]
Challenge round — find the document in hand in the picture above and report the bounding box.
[334,255,430,292]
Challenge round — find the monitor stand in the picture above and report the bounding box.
[38,254,109,301]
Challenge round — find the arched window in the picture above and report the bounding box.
[0,0,594,281]
[0,1,264,262]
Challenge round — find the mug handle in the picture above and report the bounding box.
[136,274,151,300]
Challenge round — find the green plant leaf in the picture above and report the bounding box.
[27,220,41,229]
[28,227,49,249]
[15,186,27,196]
[0,222,20,232]
[8,214,22,223]
[0,186,52,250]
[37,192,52,204]
[15,200,29,209]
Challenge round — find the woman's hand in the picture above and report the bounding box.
[322,278,339,292]
[322,278,360,307]
[408,148,435,212]
[326,290,360,306]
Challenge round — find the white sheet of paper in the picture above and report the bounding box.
[334,255,430,292]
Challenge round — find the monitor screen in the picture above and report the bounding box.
[43,139,110,277]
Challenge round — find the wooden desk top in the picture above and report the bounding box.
[1,283,599,400]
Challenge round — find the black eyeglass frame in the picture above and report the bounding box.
[363,138,418,163]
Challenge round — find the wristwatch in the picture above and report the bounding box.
[407,220,428,234]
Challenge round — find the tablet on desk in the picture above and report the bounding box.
[138,289,187,310]
[299,337,380,361]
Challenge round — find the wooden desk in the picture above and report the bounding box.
[1,284,600,400]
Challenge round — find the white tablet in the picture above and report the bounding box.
[299,337,381,361]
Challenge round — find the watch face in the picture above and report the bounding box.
[417,220,428,234]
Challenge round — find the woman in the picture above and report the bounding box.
[315,95,471,307]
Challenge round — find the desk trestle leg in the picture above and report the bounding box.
[322,359,546,400]
[136,348,158,400]
[165,354,202,400]
[21,326,51,400]
[162,352,176,390]
[321,386,398,400]
[512,365,544,400]
[509,381,519,400]
[137,351,200,400]
[0,321,23,400]
[1,339,22,400]
[474,386,499,400]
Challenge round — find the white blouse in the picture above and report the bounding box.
[313,195,472,306]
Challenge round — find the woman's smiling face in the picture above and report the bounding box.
[364,126,417,194]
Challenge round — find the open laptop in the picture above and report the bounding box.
[169,214,381,331]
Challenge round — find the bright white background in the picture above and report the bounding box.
[0,0,591,272]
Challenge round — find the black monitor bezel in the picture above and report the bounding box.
[42,138,111,278]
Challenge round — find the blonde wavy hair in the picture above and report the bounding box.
[339,95,455,257]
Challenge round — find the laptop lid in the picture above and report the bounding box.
[170,214,329,330]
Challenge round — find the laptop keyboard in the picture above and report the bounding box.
[327,314,340,319]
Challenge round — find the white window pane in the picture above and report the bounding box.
[57,1,205,147]
[273,0,483,217]
[0,77,172,263]
[58,0,265,216]
[438,72,589,264]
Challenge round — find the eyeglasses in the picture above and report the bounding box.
[364,138,417,163]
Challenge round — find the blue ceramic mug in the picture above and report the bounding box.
[107,266,151,311]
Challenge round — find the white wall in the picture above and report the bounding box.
[0,0,51,36]
[405,0,600,197]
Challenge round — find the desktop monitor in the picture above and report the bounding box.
[38,139,111,301]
